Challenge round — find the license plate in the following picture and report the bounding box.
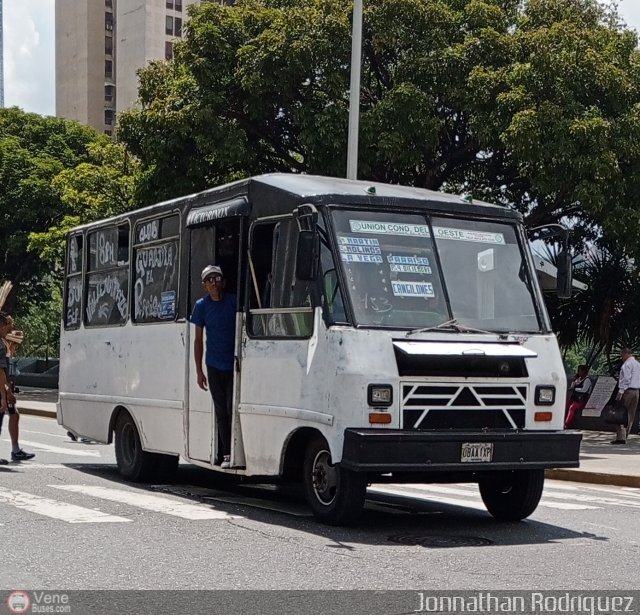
[461,442,493,463]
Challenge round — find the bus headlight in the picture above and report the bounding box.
[368,384,393,407]
[535,385,555,406]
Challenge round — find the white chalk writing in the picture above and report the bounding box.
[97,231,116,267]
[66,277,82,326]
[134,241,178,321]
[137,219,159,244]
[86,274,128,323]
[135,244,175,279]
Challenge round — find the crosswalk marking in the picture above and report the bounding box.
[0,477,639,526]
[1,438,100,457]
[52,484,238,520]
[0,487,131,523]
[372,484,598,511]
[21,429,78,440]
[8,463,67,469]
[370,486,487,511]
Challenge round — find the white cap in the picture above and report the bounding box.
[201,265,223,281]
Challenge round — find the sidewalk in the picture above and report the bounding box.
[546,431,640,488]
[14,388,640,488]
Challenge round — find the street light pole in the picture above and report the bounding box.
[346,0,363,180]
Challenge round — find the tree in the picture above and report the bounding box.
[118,0,640,257]
[0,108,112,312]
[29,140,140,270]
[544,244,640,371]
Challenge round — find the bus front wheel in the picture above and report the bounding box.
[114,412,159,482]
[303,436,366,526]
[478,469,545,521]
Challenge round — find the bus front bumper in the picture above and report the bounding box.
[340,429,581,474]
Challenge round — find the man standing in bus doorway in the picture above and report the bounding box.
[0,312,35,462]
[612,348,640,444]
[192,266,237,468]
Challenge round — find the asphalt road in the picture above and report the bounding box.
[2,415,640,592]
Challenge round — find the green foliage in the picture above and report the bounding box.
[11,279,62,361]
[118,0,640,261]
[0,108,130,312]
[545,243,640,370]
[30,141,140,269]
[0,108,139,358]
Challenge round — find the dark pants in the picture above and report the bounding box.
[207,366,234,461]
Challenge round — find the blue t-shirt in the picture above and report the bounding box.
[191,293,237,371]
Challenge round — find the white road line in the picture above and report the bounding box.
[541,491,640,508]
[546,482,640,498]
[1,438,100,457]
[373,484,599,511]
[20,429,75,440]
[0,487,131,523]
[52,485,238,520]
[7,463,67,469]
[369,486,487,511]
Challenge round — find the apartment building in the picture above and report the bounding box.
[56,0,230,135]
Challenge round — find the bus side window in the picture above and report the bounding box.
[248,218,313,338]
[133,214,180,323]
[85,222,130,327]
[320,239,347,324]
[248,222,278,312]
[64,234,83,330]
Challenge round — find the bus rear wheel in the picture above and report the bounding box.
[303,436,366,526]
[115,412,162,482]
[479,469,545,521]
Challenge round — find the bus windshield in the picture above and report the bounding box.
[330,209,541,333]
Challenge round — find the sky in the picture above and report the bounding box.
[2,0,640,117]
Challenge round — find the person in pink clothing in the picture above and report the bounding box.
[564,365,592,428]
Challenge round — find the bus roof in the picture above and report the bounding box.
[256,174,503,209]
[69,173,520,233]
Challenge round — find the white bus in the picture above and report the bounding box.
[58,174,581,525]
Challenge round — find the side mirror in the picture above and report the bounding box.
[556,250,572,299]
[295,229,319,281]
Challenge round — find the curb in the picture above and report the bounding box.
[545,468,640,489]
[16,406,57,419]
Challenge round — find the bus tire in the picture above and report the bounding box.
[303,436,366,526]
[479,469,545,521]
[114,412,157,482]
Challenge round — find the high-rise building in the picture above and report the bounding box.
[0,0,4,108]
[56,0,230,135]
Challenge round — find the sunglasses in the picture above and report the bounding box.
[203,275,223,284]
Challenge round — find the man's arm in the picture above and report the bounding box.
[194,326,207,390]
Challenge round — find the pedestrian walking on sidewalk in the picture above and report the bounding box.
[0,312,35,462]
[612,348,640,444]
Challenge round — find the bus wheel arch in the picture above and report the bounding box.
[302,434,366,526]
[108,405,129,445]
[478,469,545,521]
[281,427,322,482]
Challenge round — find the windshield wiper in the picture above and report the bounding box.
[405,319,493,337]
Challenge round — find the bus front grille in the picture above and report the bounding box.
[401,384,528,430]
